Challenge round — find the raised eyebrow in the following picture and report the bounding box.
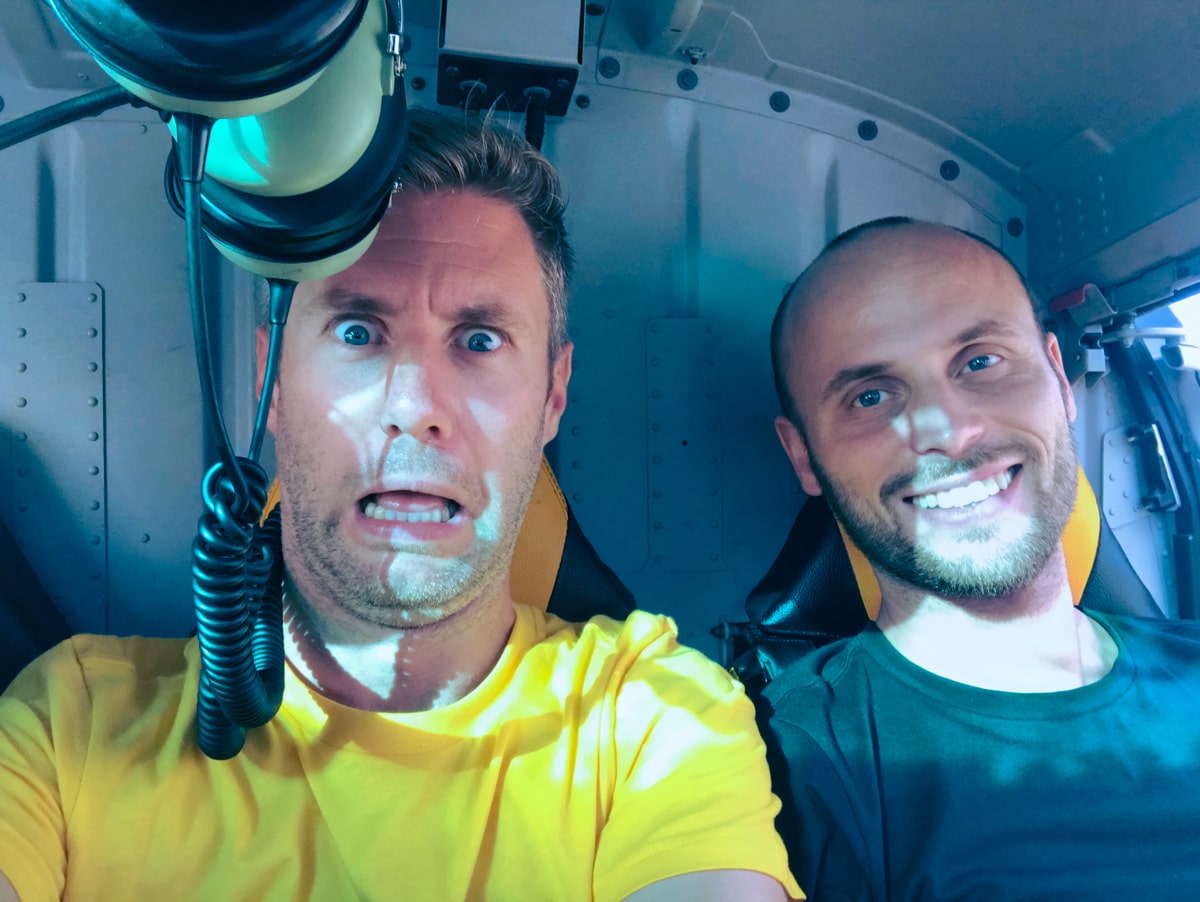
[455,302,526,332]
[822,363,891,403]
[314,289,389,317]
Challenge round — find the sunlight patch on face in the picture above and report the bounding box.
[476,472,502,543]
[329,381,387,479]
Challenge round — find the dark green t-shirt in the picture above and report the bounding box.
[762,612,1200,901]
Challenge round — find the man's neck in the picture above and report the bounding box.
[282,584,516,712]
[873,555,1118,691]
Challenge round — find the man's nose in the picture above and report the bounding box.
[905,388,984,458]
[378,360,449,442]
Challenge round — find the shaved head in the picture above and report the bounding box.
[770,218,1042,430]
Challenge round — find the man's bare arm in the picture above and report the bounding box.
[625,869,792,902]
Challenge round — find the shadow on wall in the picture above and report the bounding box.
[0,422,71,690]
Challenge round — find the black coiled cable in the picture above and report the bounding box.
[192,461,285,758]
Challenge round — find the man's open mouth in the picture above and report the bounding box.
[908,465,1020,511]
[360,493,462,524]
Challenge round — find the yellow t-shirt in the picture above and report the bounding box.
[0,606,802,901]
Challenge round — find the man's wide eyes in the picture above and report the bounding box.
[461,329,502,352]
[334,321,373,346]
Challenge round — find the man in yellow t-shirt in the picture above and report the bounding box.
[0,108,800,901]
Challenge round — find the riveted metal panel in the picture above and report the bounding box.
[1,282,107,632]
[645,318,722,570]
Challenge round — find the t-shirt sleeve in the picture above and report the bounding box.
[0,639,90,901]
[762,709,877,902]
[592,620,803,901]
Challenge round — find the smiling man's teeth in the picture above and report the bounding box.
[362,500,453,523]
[913,468,1014,510]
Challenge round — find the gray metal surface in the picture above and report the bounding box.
[1,282,107,633]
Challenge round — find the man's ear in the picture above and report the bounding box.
[1044,331,1077,423]
[541,342,573,446]
[255,326,279,433]
[775,415,823,496]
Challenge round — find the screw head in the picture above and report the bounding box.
[677,68,699,91]
[575,94,591,109]
[939,159,960,181]
[410,76,426,91]
[769,91,790,113]
[1007,217,1025,237]
[857,119,878,141]
[599,56,620,79]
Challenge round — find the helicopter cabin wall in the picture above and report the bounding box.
[0,12,1035,659]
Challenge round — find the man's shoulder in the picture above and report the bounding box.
[759,633,872,723]
[531,607,745,700]
[5,634,195,700]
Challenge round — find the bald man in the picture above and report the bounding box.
[760,217,1200,900]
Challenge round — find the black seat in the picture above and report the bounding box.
[0,514,71,691]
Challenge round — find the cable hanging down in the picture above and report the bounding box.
[173,112,294,759]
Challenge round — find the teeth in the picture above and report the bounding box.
[913,468,1013,510]
[363,500,453,523]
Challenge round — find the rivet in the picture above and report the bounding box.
[15,397,27,407]
[650,322,660,333]
[769,91,790,113]
[570,426,581,436]
[139,533,151,543]
[652,489,662,499]
[88,396,99,406]
[89,500,101,510]
[89,535,101,545]
[575,95,591,110]
[90,571,101,580]
[17,328,26,337]
[15,292,26,302]
[410,76,426,91]
[651,422,661,432]
[1007,217,1024,238]
[709,487,718,496]
[88,431,99,441]
[16,362,26,372]
[709,520,718,528]
[708,552,719,562]
[88,292,98,302]
[88,362,99,372]
[87,327,98,338]
[16,432,27,441]
[603,308,615,319]
[571,494,582,503]
[939,160,960,181]
[444,65,460,79]
[599,56,620,79]
[676,69,699,91]
[857,119,878,141]
[89,465,100,475]
[138,124,147,134]
[572,459,582,469]
[653,554,663,563]
[652,521,662,530]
